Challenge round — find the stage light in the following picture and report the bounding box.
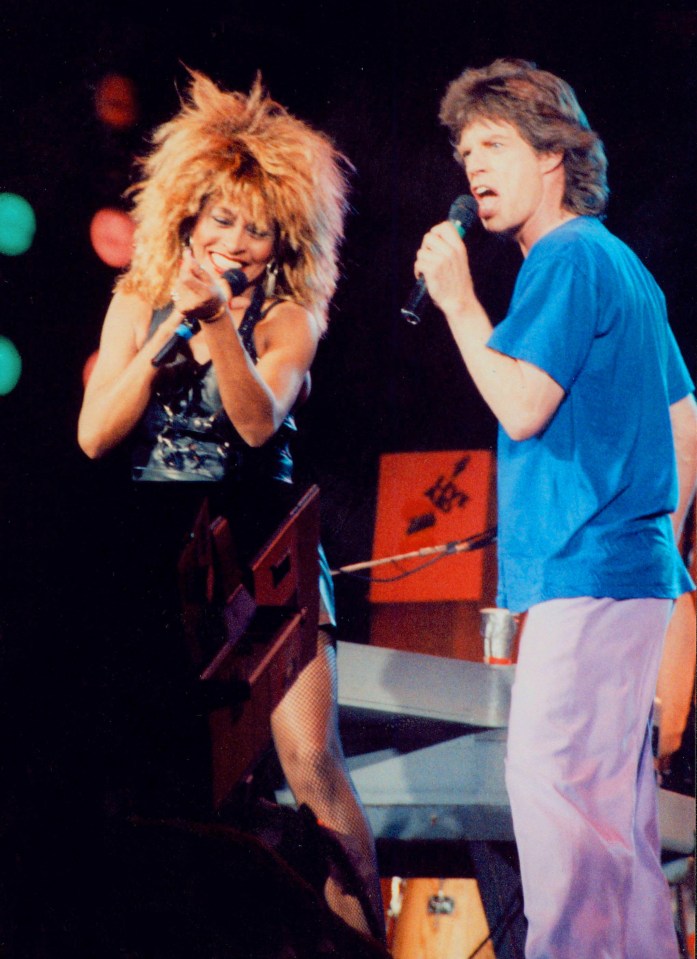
[89,207,135,268]
[95,73,139,129]
[0,336,22,395]
[0,192,36,256]
[82,349,99,387]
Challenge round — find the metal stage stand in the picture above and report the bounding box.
[335,641,516,845]
[276,640,695,859]
[276,642,532,955]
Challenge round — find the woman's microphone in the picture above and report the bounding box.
[401,195,478,325]
[152,268,249,368]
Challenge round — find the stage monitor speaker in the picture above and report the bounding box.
[370,450,496,604]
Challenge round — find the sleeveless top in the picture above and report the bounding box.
[131,286,295,483]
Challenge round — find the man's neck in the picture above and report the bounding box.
[518,208,578,257]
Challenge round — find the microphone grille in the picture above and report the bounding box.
[448,194,478,228]
[222,268,249,296]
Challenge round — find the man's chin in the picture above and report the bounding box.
[481,218,516,241]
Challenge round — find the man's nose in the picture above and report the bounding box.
[465,150,485,177]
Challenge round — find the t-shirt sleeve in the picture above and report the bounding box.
[487,253,598,392]
[664,324,694,405]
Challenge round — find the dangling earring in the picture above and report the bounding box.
[264,259,280,298]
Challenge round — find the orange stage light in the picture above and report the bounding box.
[94,73,139,129]
[89,207,135,268]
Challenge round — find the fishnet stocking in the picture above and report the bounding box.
[270,630,385,940]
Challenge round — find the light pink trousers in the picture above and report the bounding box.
[505,597,679,959]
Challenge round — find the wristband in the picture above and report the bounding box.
[189,303,227,325]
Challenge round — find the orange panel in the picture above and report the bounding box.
[370,450,495,603]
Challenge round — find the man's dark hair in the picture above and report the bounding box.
[440,58,608,217]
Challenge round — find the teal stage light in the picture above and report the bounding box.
[0,192,36,256]
[0,336,22,395]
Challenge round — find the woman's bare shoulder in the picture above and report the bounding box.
[102,289,156,350]
[260,298,319,336]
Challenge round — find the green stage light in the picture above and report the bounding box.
[0,336,22,395]
[0,193,36,256]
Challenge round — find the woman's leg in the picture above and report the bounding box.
[270,630,385,940]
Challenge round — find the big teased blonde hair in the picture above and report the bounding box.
[117,70,351,329]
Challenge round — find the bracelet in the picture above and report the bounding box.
[190,303,228,325]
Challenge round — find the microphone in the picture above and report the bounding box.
[221,267,250,297]
[151,268,249,368]
[401,194,478,325]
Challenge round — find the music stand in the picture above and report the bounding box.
[180,486,321,810]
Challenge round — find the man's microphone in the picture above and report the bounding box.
[401,194,478,325]
[152,268,249,368]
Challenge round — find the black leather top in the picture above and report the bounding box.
[131,289,295,483]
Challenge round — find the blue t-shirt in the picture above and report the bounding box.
[487,216,694,613]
